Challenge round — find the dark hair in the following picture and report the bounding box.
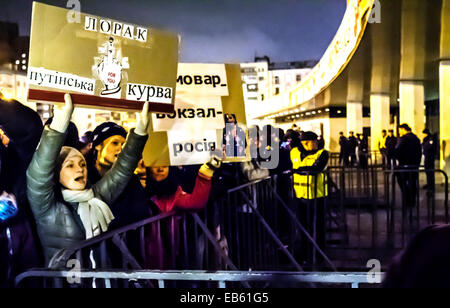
[399,123,411,131]
[383,225,450,288]
[290,131,301,148]
[224,114,237,124]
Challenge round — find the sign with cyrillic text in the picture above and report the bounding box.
[176,63,228,97]
[151,95,224,131]
[27,2,179,112]
[143,63,248,166]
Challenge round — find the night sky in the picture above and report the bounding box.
[0,0,346,63]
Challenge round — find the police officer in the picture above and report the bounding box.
[385,129,397,169]
[395,124,422,208]
[348,131,358,167]
[290,131,329,262]
[422,129,437,189]
[339,132,349,167]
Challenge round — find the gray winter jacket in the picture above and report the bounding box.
[26,126,147,264]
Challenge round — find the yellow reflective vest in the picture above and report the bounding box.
[290,148,328,199]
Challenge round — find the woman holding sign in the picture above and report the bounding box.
[26,94,150,265]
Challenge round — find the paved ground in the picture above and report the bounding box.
[324,170,448,271]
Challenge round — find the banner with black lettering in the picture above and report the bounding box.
[27,2,179,112]
[143,63,248,166]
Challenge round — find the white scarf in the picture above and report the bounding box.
[61,189,115,239]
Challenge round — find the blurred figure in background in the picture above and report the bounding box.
[395,124,422,208]
[222,113,246,158]
[385,129,397,169]
[78,131,93,156]
[383,225,450,288]
[348,131,358,167]
[0,96,44,287]
[339,132,349,167]
[422,128,437,190]
[379,129,387,167]
[357,133,369,169]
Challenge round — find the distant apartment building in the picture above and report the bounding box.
[241,56,317,126]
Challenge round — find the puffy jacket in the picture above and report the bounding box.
[26,126,147,264]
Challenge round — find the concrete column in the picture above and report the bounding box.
[440,0,450,174]
[346,101,363,135]
[440,61,450,174]
[370,94,390,151]
[399,81,425,139]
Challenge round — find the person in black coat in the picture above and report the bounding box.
[422,129,437,190]
[347,131,358,167]
[0,96,44,287]
[395,124,422,209]
[87,122,154,266]
[385,129,397,169]
[357,133,369,169]
[338,132,349,167]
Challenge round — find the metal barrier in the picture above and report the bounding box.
[212,175,336,272]
[329,151,382,167]
[13,162,448,286]
[15,175,330,287]
[15,269,382,288]
[252,165,449,270]
[18,210,244,288]
[325,166,449,269]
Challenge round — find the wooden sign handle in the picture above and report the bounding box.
[28,89,175,113]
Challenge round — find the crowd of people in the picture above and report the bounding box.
[1,92,446,288]
[2,93,328,286]
[0,94,225,286]
[339,127,437,174]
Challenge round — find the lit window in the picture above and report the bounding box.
[21,53,26,58]
[21,65,27,70]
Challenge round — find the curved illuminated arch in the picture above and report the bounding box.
[263,0,374,117]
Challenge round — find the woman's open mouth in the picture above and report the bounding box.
[74,176,85,183]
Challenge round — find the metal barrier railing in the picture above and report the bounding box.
[329,151,382,167]
[266,166,448,270]
[16,176,328,287]
[13,163,449,286]
[213,175,336,272]
[15,269,382,288]
[326,166,448,268]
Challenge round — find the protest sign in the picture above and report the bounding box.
[27,2,179,112]
[143,63,248,166]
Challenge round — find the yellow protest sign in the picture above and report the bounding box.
[27,2,179,112]
[143,63,249,167]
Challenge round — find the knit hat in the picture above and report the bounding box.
[301,131,318,141]
[45,117,80,149]
[92,122,127,147]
